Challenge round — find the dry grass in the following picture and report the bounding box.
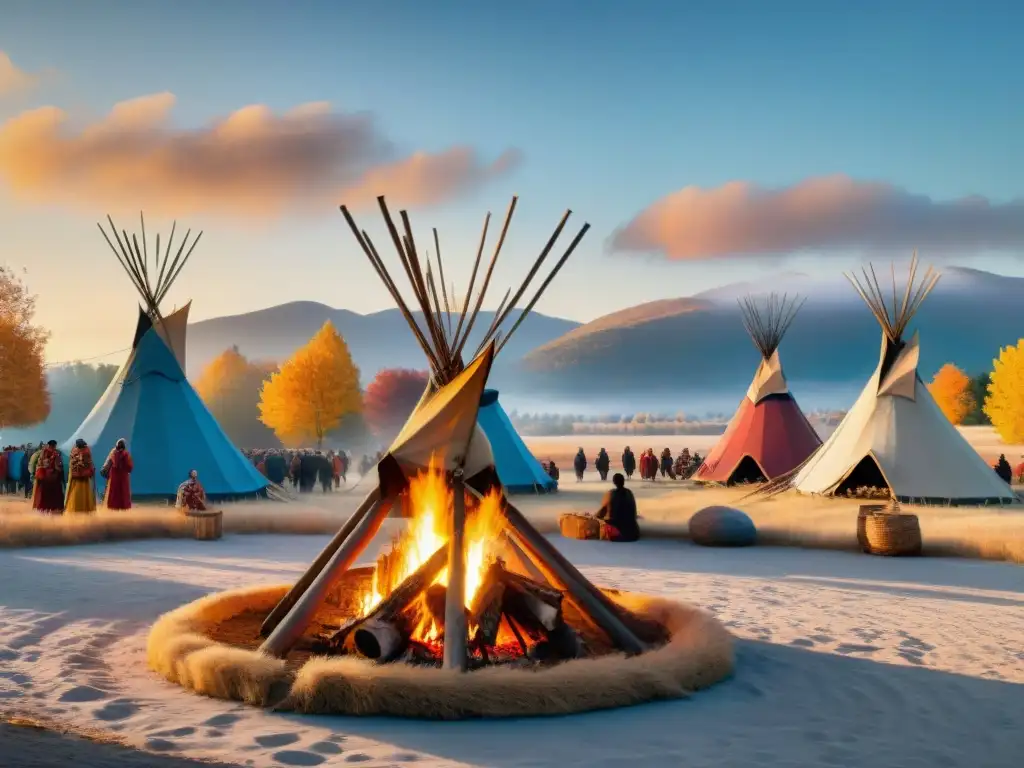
[0,496,352,549]
[147,583,734,719]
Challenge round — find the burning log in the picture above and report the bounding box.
[350,544,448,662]
[469,570,506,648]
[422,583,448,631]
[500,569,563,632]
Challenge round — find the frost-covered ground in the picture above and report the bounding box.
[1,534,1022,767]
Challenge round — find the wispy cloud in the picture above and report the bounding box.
[0,51,40,97]
[610,175,1024,260]
[0,92,521,217]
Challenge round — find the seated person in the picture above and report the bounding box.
[176,469,207,512]
[594,472,640,542]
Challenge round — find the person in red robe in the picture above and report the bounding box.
[102,438,133,510]
[32,440,65,513]
[176,470,207,511]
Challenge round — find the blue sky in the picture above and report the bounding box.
[1,0,1022,364]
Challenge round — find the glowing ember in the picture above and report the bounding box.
[358,456,505,643]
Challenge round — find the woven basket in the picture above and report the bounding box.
[857,504,888,552]
[559,513,601,540]
[863,507,921,556]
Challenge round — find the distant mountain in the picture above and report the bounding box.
[517,266,1024,405]
[185,302,580,385]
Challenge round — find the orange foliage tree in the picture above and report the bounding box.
[927,363,975,425]
[257,322,362,447]
[983,340,1024,444]
[0,266,50,432]
[196,346,279,447]
[363,368,430,438]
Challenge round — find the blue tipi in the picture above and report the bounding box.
[477,389,556,493]
[63,215,268,501]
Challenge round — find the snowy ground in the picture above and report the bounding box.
[1,534,1022,767]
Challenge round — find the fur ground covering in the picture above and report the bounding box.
[147,584,734,719]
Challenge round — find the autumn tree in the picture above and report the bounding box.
[983,340,1024,444]
[927,363,975,425]
[258,322,361,448]
[363,368,430,438]
[196,346,280,447]
[0,266,50,432]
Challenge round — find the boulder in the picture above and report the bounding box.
[689,506,757,547]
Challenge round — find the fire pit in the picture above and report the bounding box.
[146,196,734,717]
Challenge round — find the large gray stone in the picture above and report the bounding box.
[689,505,757,547]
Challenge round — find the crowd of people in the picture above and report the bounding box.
[1,438,135,513]
[240,448,385,492]
[544,446,706,484]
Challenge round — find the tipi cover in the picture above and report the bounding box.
[64,327,269,500]
[64,213,267,500]
[789,258,1017,505]
[696,295,821,484]
[477,389,556,493]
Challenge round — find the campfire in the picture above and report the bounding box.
[258,196,667,672]
[310,459,593,668]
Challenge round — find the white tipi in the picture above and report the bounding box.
[789,255,1018,505]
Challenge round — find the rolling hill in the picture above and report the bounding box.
[516,266,1024,407]
[185,302,580,383]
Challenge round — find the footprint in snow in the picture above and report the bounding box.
[255,732,301,748]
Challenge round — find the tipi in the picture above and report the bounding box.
[63,215,269,501]
[478,389,556,493]
[695,294,821,484]
[259,197,660,669]
[784,256,1018,505]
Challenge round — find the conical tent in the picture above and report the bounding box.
[696,294,821,484]
[258,196,660,669]
[63,214,268,500]
[786,256,1018,505]
[477,389,556,493]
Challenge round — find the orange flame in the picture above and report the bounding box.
[358,456,505,642]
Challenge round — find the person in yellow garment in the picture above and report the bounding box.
[64,439,97,513]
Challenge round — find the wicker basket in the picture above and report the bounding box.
[559,513,601,540]
[863,508,921,556]
[857,504,888,552]
[186,509,223,541]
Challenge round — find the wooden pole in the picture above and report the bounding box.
[260,494,392,658]
[496,498,645,655]
[442,470,469,671]
[260,486,381,637]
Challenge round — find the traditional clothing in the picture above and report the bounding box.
[64,441,97,513]
[176,471,207,511]
[31,443,65,513]
[102,443,133,510]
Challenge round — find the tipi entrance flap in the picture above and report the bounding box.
[877,331,919,400]
[747,349,789,403]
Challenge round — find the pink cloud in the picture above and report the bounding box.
[0,51,40,96]
[610,175,1024,259]
[0,93,520,216]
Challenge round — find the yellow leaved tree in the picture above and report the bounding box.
[983,340,1024,444]
[258,322,362,447]
[927,363,975,425]
[0,266,50,433]
[196,346,280,447]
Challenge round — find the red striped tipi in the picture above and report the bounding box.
[695,294,821,484]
